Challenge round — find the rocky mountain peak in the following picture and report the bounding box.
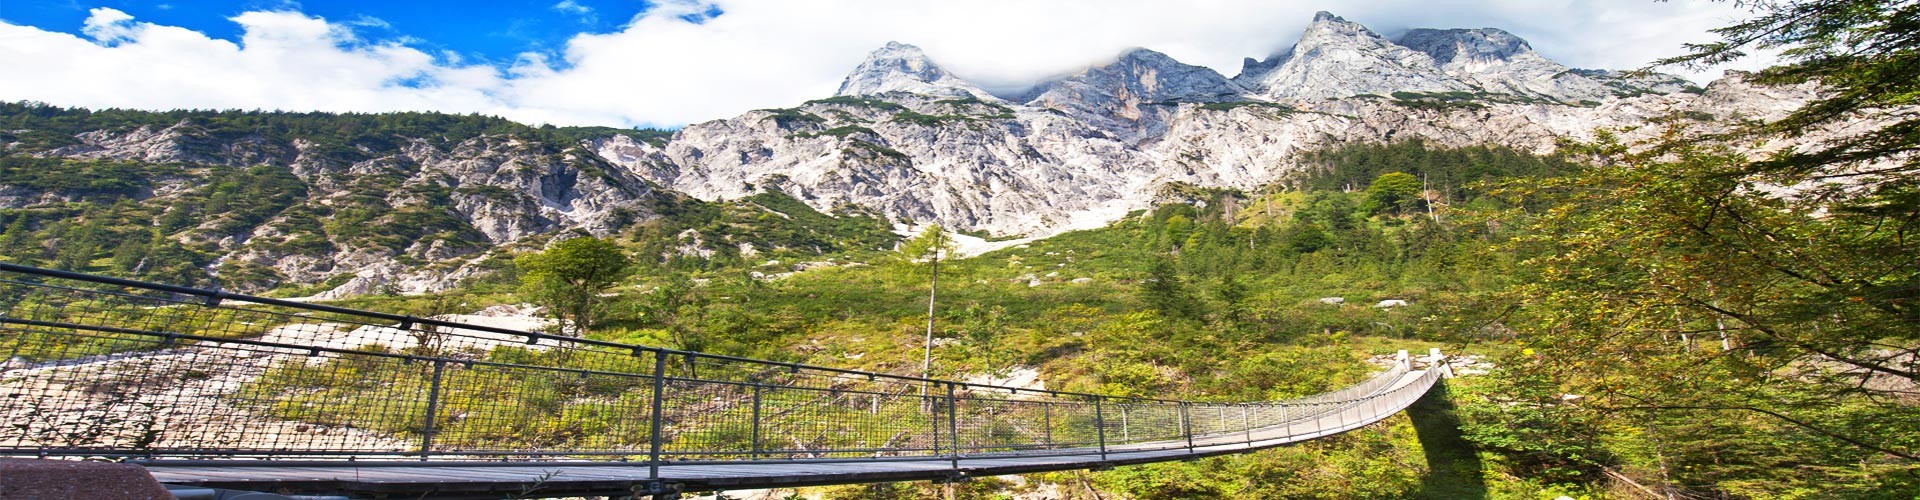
[1398,28,1534,66]
[1101,48,1246,101]
[1397,27,1694,102]
[1022,47,1246,139]
[1298,11,1385,46]
[1241,11,1474,100]
[834,41,997,100]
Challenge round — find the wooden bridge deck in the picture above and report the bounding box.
[142,370,1433,498]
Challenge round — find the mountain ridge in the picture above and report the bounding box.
[1,12,1812,298]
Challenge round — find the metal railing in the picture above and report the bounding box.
[0,263,1445,472]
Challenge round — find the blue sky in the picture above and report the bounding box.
[0,0,677,65]
[0,1,1770,128]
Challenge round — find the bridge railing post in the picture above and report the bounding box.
[1093,397,1108,461]
[419,359,445,461]
[1315,402,1326,435]
[1279,403,1291,437]
[1180,402,1193,452]
[749,384,762,460]
[648,349,669,481]
[946,383,961,470]
[1241,405,1251,447]
[928,383,941,458]
[1042,402,1053,450]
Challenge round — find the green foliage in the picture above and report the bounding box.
[1459,131,1920,496]
[0,157,179,197]
[802,96,907,111]
[540,125,675,147]
[844,139,909,160]
[517,237,633,336]
[1454,361,1605,483]
[1294,140,1575,202]
[931,97,1016,119]
[1440,3,1920,494]
[1198,101,1296,113]
[0,102,661,292]
[1095,414,1434,499]
[0,101,618,154]
[1138,259,1200,320]
[625,189,898,272]
[758,108,827,128]
[791,125,876,139]
[1362,171,1423,216]
[898,224,955,262]
[1388,90,1554,108]
[888,110,967,126]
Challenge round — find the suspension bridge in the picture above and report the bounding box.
[0,263,1450,499]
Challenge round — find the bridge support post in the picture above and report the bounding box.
[1241,405,1251,448]
[1430,348,1453,378]
[1279,404,1291,437]
[1093,398,1108,461]
[946,383,961,471]
[648,349,669,481]
[420,359,445,460]
[1042,402,1053,449]
[750,384,762,460]
[1180,403,1193,452]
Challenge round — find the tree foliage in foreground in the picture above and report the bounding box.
[518,236,633,337]
[1455,1,1920,496]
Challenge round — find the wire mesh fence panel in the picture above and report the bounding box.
[1101,401,1182,448]
[750,381,942,459]
[1191,404,1238,438]
[660,378,756,459]
[952,394,1015,454]
[226,347,432,456]
[0,279,444,458]
[427,360,655,458]
[1038,401,1101,451]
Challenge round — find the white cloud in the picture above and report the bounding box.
[552,0,598,23]
[553,0,593,16]
[0,1,1778,128]
[0,9,516,118]
[79,7,138,44]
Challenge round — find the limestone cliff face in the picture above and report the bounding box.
[11,123,675,294]
[1020,48,1248,141]
[600,10,1812,239]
